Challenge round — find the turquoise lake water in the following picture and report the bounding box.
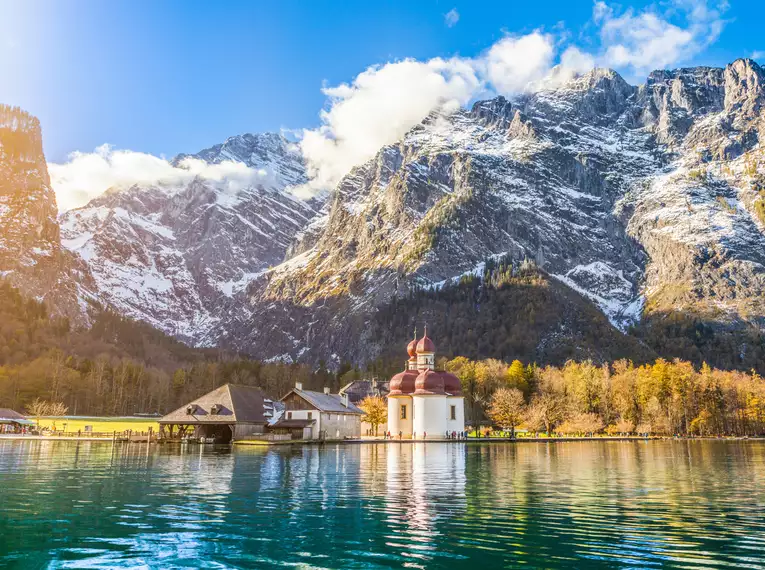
[1,440,764,569]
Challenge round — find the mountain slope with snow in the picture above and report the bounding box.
[209,59,765,367]
[4,59,764,370]
[59,133,323,341]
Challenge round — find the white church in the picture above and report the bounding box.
[387,331,465,439]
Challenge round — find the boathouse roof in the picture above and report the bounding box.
[159,384,268,425]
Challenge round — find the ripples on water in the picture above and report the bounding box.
[1,440,764,569]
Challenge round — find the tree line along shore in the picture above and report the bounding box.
[1,277,764,438]
[7,356,765,440]
[443,357,765,437]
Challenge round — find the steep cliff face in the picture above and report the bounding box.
[59,133,323,340]
[0,105,92,319]
[209,60,765,367]
[625,59,765,325]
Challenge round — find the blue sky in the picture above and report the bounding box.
[1,0,764,211]
[1,0,762,164]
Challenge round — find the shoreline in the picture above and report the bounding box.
[3,434,764,445]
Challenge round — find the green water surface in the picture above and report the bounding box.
[1,440,764,569]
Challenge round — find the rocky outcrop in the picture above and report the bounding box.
[0,105,93,320]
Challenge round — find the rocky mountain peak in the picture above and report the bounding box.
[723,58,764,119]
[523,67,635,127]
[4,59,765,371]
[58,129,321,341]
[469,96,514,129]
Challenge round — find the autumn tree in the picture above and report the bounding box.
[605,417,634,435]
[487,388,526,437]
[25,398,49,425]
[48,402,69,416]
[558,412,604,436]
[359,396,388,436]
[506,360,530,395]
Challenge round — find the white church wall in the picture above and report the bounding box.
[446,396,466,434]
[388,396,413,437]
[413,395,447,438]
[416,352,435,370]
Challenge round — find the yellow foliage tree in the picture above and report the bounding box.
[487,388,526,437]
[359,396,387,436]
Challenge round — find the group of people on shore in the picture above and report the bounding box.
[379,430,469,440]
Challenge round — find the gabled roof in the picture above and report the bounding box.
[160,384,267,424]
[282,389,364,415]
[0,408,34,424]
[338,380,389,403]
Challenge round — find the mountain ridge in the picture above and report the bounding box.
[2,59,764,371]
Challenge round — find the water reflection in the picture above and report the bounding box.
[1,440,765,568]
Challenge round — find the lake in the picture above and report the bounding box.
[1,440,764,569]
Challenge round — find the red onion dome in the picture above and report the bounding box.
[414,369,445,395]
[406,339,417,358]
[442,371,462,396]
[416,334,436,353]
[389,370,418,395]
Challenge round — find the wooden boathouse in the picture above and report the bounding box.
[159,384,270,443]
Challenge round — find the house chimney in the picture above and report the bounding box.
[295,382,303,391]
[342,393,349,408]
[324,386,331,395]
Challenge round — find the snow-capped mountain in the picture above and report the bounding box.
[207,59,765,365]
[3,59,764,369]
[58,133,323,340]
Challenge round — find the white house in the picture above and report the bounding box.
[280,383,364,440]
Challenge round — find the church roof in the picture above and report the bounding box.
[416,334,436,353]
[415,369,445,395]
[389,370,418,395]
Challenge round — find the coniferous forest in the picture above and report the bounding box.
[0,281,334,415]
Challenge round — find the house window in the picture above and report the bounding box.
[287,412,292,419]
[400,405,407,420]
[450,406,456,420]
[85,425,93,433]
[307,412,313,420]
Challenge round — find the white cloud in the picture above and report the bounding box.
[483,32,556,94]
[594,0,726,75]
[298,31,573,193]
[51,1,729,204]
[297,57,483,193]
[297,2,728,194]
[444,8,460,28]
[49,144,276,212]
[752,51,765,60]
